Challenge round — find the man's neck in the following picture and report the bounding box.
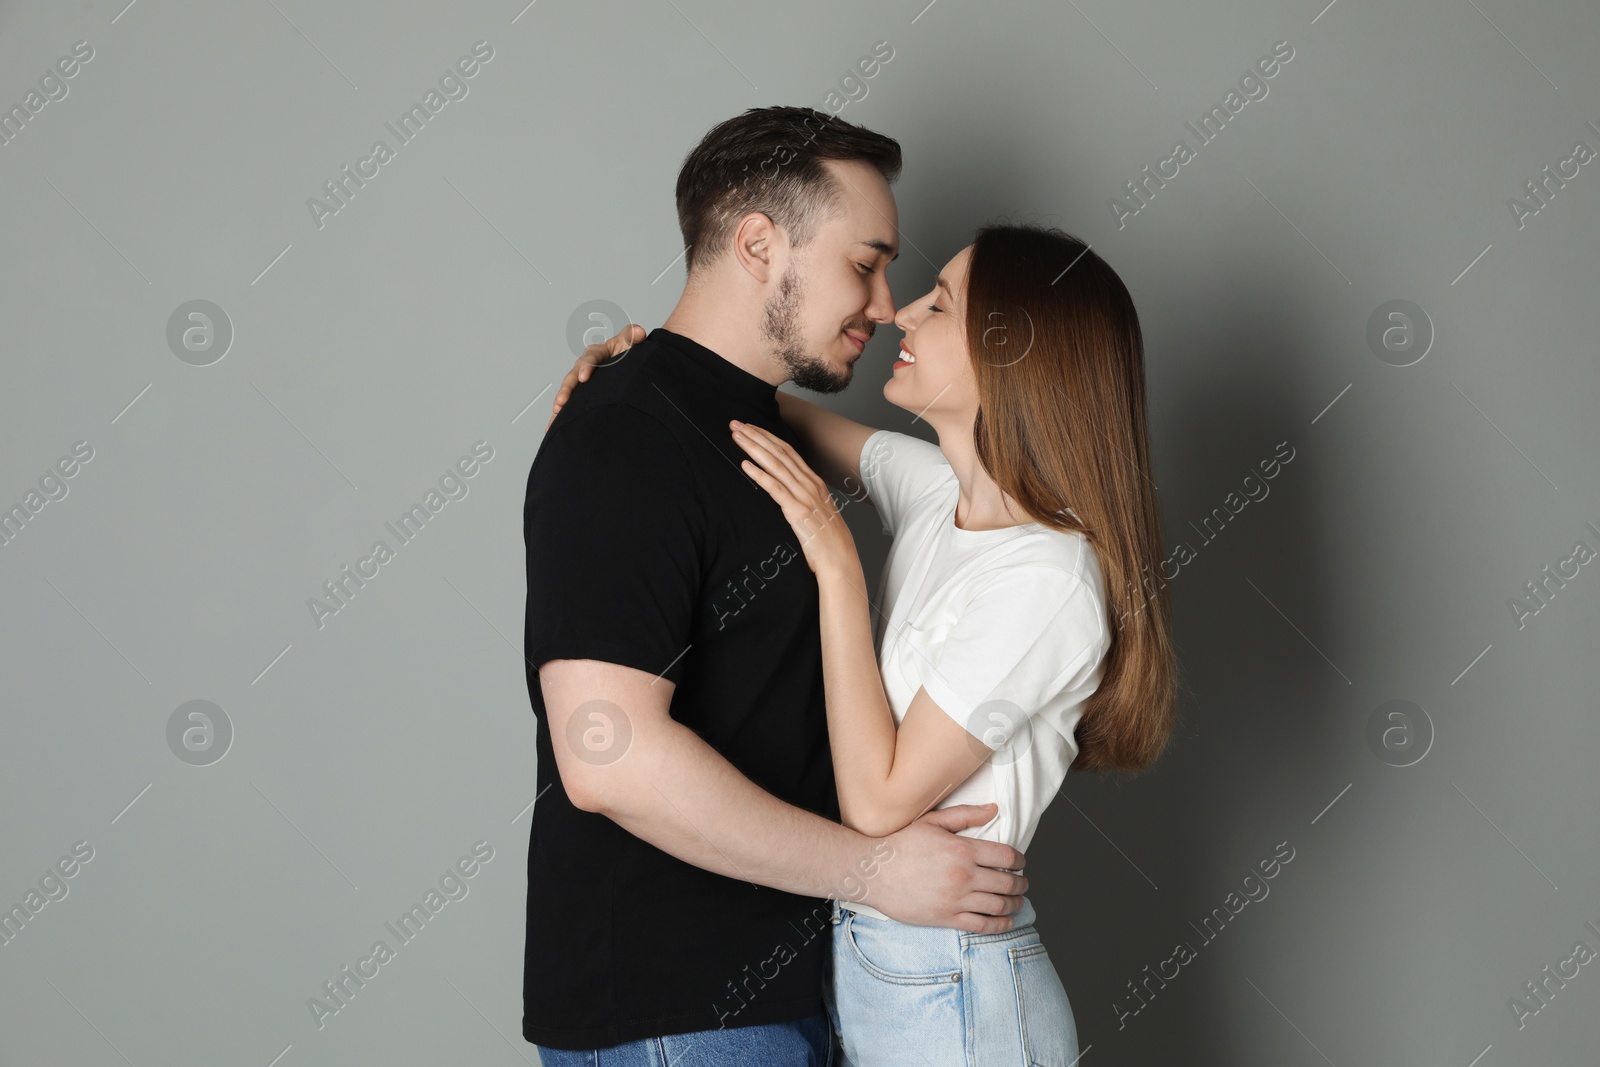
[661,300,786,388]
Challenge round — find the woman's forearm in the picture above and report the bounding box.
[775,390,834,454]
[776,391,880,499]
[815,560,902,832]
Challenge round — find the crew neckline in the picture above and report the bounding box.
[945,484,1043,541]
[651,328,780,414]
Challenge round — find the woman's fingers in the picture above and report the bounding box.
[732,422,842,518]
[737,438,827,545]
[735,421,804,476]
[586,323,643,366]
[552,369,581,412]
[732,427,802,494]
[735,428,848,551]
[551,324,645,415]
[552,370,581,414]
[735,440,793,495]
[732,422,862,577]
[742,464,834,559]
[736,453,798,513]
[730,422,817,487]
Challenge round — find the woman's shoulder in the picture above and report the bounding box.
[984,525,1107,599]
[862,428,949,472]
[959,534,1112,660]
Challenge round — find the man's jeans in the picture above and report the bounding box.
[533,1011,834,1066]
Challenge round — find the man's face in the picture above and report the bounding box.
[763,158,900,394]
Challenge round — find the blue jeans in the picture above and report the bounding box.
[532,1011,834,1066]
[824,896,1080,1066]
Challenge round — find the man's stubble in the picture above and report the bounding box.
[761,260,861,395]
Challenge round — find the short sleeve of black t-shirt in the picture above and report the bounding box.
[524,403,705,683]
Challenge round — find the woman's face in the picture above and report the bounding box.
[885,245,976,421]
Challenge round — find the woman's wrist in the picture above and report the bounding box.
[816,557,866,592]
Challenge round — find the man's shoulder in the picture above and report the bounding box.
[542,336,694,442]
[544,393,681,448]
[528,384,706,512]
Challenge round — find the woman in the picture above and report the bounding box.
[554,224,1178,1067]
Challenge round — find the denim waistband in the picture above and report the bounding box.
[831,895,1036,928]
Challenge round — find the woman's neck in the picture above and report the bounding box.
[931,417,1033,531]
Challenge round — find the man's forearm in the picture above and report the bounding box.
[580,715,887,902]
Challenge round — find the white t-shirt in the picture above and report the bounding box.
[846,430,1112,919]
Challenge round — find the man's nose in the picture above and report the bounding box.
[865,273,898,324]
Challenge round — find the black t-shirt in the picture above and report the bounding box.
[521,328,839,1050]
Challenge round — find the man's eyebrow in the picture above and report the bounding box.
[855,239,899,262]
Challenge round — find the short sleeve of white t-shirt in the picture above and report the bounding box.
[917,563,1109,732]
[858,429,1109,715]
[859,429,951,539]
[852,429,1112,913]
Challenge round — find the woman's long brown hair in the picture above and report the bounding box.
[963,223,1179,774]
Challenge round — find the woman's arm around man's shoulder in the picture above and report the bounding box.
[775,390,882,502]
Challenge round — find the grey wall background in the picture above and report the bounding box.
[3,0,1597,1063]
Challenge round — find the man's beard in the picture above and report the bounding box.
[761,262,856,395]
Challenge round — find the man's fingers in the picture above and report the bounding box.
[917,803,999,833]
[968,867,1028,899]
[953,910,1016,935]
[969,838,1026,874]
[960,891,1022,918]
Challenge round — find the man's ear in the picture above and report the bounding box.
[731,211,780,283]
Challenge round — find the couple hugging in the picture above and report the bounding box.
[522,104,1177,1067]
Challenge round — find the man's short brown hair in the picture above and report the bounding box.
[675,106,902,277]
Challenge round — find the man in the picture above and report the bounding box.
[522,105,1028,1066]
